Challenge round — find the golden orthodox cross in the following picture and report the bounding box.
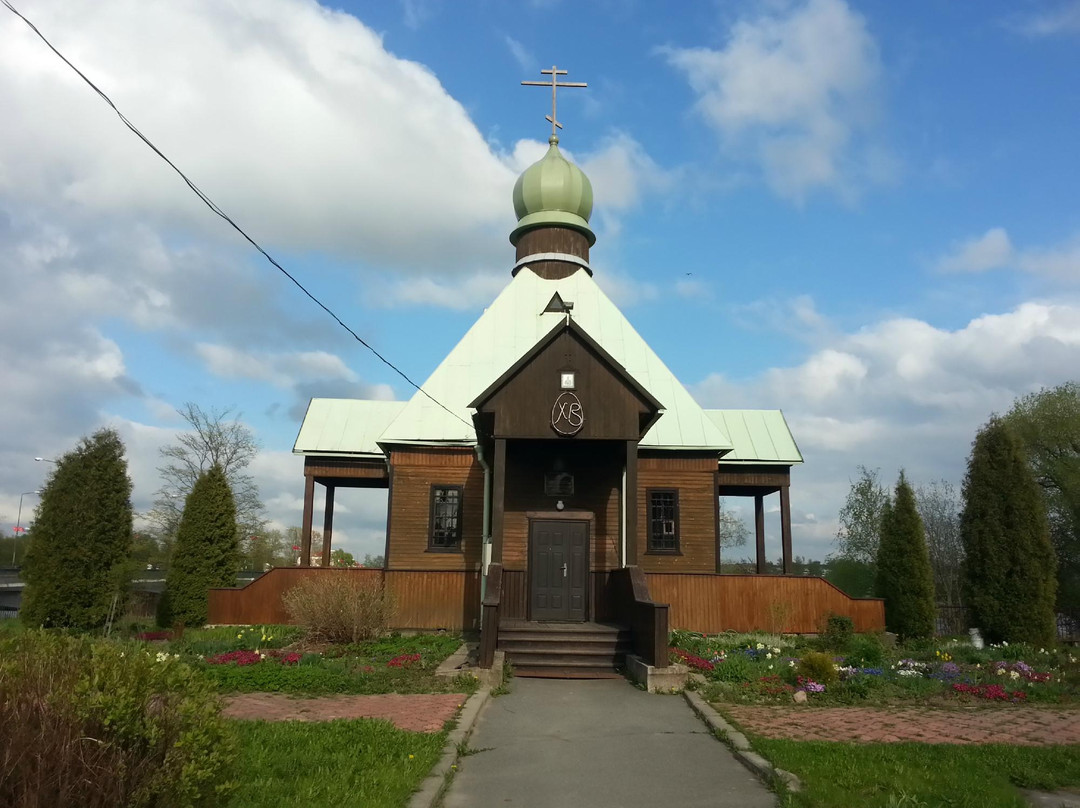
[522,65,587,139]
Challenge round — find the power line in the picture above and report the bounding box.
[2,0,480,437]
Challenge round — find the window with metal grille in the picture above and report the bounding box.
[429,486,463,550]
[647,488,680,553]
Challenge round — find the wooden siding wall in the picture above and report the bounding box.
[637,456,717,573]
[502,440,622,572]
[646,573,885,633]
[208,567,481,630]
[386,448,484,571]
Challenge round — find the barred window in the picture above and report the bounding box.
[429,486,463,550]
[647,489,680,553]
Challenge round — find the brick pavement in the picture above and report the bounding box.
[222,692,465,732]
[721,705,1080,746]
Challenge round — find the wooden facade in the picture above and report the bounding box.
[208,566,883,636]
[209,567,481,631]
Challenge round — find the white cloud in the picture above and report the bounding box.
[503,34,534,72]
[0,0,516,272]
[935,227,1014,273]
[694,300,1080,558]
[581,132,675,212]
[935,227,1080,280]
[1012,2,1080,36]
[373,271,508,311]
[662,0,886,201]
[196,345,357,389]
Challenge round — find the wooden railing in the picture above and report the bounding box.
[478,563,503,669]
[611,566,669,667]
[208,567,481,630]
[645,573,884,633]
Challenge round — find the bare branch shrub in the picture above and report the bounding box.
[283,572,396,644]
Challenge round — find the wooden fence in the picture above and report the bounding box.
[208,567,481,631]
[645,573,884,633]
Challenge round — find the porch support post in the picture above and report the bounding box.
[780,484,793,575]
[754,494,766,575]
[321,484,335,567]
[491,438,507,564]
[300,474,315,567]
[624,440,638,565]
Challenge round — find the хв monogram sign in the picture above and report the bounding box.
[551,391,585,436]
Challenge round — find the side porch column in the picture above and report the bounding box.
[300,474,315,567]
[321,484,336,567]
[780,484,793,575]
[754,494,766,575]
[491,438,507,564]
[624,440,638,565]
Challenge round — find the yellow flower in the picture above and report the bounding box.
[409,754,414,760]
[237,633,242,639]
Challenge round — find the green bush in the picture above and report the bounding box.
[845,634,886,668]
[21,429,134,630]
[962,418,1057,645]
[877,472,937,640]
[283,572,396,644]
[821,614,855,651]
[0,630,235,807]
[162,465,239,628]
[797,651,839,685]
[711,652,757,683]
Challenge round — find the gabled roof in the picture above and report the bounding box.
[378,266,732,451]
[293,398,404,457]
[705,409,803,465]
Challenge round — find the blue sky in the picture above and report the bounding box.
[1,0,1078,561]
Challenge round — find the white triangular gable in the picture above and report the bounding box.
[378,267,731,451]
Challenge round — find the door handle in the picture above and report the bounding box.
[561,562,567,578]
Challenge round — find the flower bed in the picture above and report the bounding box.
[670,628,1080,706]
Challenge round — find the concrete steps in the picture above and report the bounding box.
[498,621,632,678]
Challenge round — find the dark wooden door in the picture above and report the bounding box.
[529,520,588,621]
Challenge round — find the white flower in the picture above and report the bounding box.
[766,653,773,660]
[767,664,773,670]
[1002,641,1009,647]
[771,647,781,655]
[789,660,796,668]
[155,651,170,663]
[1010,670,1020,680]
[756,643,765,650]
[996,668,1006,676]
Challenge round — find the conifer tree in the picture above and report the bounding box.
[961,418,1057,644]
[161,465,238,627]
[876,471,936,639]
[22,429,133,629]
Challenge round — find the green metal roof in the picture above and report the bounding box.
[293,398,404,456]
[377,266,733,451]
[705,409,803,465]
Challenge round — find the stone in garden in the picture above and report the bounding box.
[793,690,808,704]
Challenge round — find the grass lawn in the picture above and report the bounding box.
[230,718,446,808]
[754,738,1080,808]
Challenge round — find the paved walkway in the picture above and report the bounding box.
[221,693,464,732]
[723,705,1080,746]
[442,679,776,808]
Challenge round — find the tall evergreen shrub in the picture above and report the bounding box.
[22,429,133,630]
[961,418,1057,644]
[161,465,238,627]
[876,472,936,639]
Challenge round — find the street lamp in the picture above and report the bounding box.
[13,490,40,565]
[34,457,56,464]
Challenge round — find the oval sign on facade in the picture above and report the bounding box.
[551,391,585,436]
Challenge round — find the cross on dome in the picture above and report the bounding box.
[521,65,587,142]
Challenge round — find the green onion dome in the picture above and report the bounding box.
[510,135,595,247]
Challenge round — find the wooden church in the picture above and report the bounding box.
[210,70,884,675]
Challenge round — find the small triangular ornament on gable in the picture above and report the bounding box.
[543,292,573,314]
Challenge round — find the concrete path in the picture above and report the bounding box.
[441,679,776,808]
